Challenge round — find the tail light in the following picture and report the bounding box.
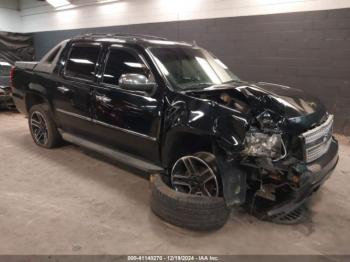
[10,66,15,91]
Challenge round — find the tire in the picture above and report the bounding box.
[150,174,230,231]
[28,104,61,149]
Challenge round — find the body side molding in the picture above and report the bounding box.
[56,108,157,141]
[59,129,164,173]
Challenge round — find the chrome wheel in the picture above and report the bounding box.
[171,153,219,197]
[30,111,49,146]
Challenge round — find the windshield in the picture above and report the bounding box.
[150,47,240,90]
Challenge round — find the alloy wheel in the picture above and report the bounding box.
[171,155,219,197]
[30,111,49,146]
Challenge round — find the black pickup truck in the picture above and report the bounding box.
[12,34,338,226]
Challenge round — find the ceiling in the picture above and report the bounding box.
[0,0,116,11]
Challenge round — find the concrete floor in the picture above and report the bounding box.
[0,111,350,255]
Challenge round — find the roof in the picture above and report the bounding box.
[72,33,193,48]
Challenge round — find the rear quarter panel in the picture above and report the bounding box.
[12,67,56,116]
[12,67,34,114]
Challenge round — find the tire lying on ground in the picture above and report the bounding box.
[150,174,230,231]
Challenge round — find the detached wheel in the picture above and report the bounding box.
[150,152,230,231]
[29,104,61,149]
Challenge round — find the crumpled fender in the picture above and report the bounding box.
[164,94,249,144]
[163,94,250,207]
[216,154,247,206]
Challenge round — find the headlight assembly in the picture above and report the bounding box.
[243,132,283,159]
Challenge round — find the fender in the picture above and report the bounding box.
[162,92,250,207]
[25,82,54,114]
[163,92,249,146]
[216,154,247,207]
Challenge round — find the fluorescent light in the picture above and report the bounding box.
[97,0,119,3]
[124,62,144,68]
[0,62,11,66]
[195,57,221,84]
[70,59,94,64]
[56,4,76,10]
[214,59,228,69]
[46,0,71,8]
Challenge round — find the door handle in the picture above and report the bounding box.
[96,95,112,104]
[57,86,71,94]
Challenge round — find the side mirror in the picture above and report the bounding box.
[119,74,156,92]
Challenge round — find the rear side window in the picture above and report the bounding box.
[102,48,148,86]
[65,44,100,81]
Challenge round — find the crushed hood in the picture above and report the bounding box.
[240,82,325,118]
[186,82,327,133]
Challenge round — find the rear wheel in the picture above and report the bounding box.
[28,104,61,148]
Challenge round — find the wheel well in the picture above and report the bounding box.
[25,93,45,112]
[163,132,214,169]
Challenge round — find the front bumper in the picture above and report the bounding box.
[266,137,339,218]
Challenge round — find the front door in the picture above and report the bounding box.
[91,45,162,163]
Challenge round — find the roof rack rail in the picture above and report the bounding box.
[75,33,167,41]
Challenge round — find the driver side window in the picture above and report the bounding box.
[102,47,148,86]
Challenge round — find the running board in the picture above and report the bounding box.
[59,130,164,173]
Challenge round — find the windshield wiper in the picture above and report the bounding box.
[180,83,214,91]
[223,79,247,85]
[180,80,246,92]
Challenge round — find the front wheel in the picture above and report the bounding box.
[150,152,229,230]
[170,152,221,197]
[28,104,61,149]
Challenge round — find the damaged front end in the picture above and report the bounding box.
[239,109,338,223]
[165,80,338,223]
[187,84,338,223]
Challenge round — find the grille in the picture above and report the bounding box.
[301,114,334,163]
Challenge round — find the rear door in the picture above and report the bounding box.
[91,45,162,163]
[53,42,102,139]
